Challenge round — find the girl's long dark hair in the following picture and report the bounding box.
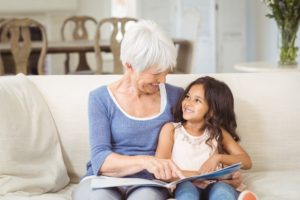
[174,76,240,154]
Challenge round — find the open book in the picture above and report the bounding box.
[91,162,241,190]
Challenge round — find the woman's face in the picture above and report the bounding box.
[133,67,169,95]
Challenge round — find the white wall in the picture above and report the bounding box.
[0,0,78,13]
[77,0,110,19]
[245,0,256,61]
[253,0,278,62]
[136,0,217,73]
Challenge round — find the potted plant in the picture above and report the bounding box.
[262,0,300,66]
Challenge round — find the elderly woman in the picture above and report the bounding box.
[72,20,242,200]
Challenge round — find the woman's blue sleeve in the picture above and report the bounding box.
[88,91,113,175]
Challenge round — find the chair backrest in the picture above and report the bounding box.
[94,17,137,74]
[61,16,97,74]
[0,18,48,75]
[61,15,97,41]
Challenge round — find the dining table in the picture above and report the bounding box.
[0,38,192,74]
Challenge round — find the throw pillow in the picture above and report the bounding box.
[0,74,69,195]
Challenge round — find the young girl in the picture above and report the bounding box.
[155,76,257,200]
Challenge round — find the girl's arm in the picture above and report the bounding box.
[155,122,175,159]
[198,129,252,174]
[219,129,252,169]
[155,123,198,181]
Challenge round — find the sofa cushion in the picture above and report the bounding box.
[243,170,300,200]
[0,74,69,195]
[28,75,120,183]
[0,184,76,200]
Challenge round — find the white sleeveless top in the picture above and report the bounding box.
[171,122,218,171]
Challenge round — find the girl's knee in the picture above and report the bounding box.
[177,181,197,190]
[211,182,234,191]
[175,182,200,200]
[208,182,238,200]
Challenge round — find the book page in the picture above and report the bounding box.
[91,176,168,189]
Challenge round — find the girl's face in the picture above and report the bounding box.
[182,84,209,123]
[133,67,169,95]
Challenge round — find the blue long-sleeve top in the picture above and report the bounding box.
[84,83,183,180]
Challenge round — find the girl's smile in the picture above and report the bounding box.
[182,84,209,123]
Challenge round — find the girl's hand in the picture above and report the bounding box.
[142,156,185,180]
[198,154,220,174]
[222,171,243,188]
[193,180,213,189]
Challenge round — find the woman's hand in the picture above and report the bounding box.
[142,156,184,180]
[193,180,213,189]
[222,171,243,188]
[198,154,220,174]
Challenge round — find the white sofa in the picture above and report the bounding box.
[0,73,300,200]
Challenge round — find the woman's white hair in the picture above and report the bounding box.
[120,20,177,73]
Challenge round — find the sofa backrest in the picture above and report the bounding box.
[29,73,300,183]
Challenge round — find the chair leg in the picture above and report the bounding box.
[64,53,70,74]
[0,55,4,75]
[76,52,90,71]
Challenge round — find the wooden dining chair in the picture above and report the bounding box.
[0,51,3,75]
[0,57,3,75]
[61,15,97,74]
[0,18,6,75]
[0,18,48,75]
[94,17,137,74]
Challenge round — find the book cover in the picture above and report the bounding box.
[90,162,241,189]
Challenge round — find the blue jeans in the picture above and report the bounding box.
[72,178,169,200]
[175,181,239,200]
